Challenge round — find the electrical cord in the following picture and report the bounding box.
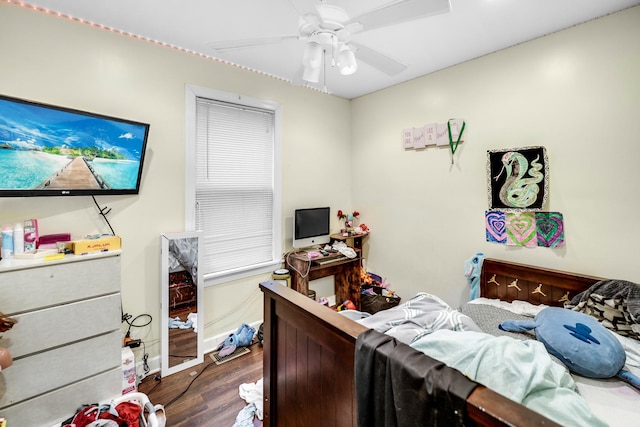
[163,359,216,408]
[142,375,163,397]
[199,250,300,330]
[285,250,311,279]
[122,312,153,337]
[140,341,150,376]
[121,309,153,376]
[168,353,198,359]
[91,195,116,236]
[204,287,262,329]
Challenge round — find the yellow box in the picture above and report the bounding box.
[72,235,121,254]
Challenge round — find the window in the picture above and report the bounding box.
[185,85,282,285]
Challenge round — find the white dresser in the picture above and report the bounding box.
[0,251,122,427]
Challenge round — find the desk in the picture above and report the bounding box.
[288,250,363,309]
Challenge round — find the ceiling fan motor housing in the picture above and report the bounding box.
[315,4,350,30]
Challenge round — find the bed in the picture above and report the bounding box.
[259,258,639,426]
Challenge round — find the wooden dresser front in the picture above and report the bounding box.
[0,251,122,427]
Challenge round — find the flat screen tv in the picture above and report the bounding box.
[293,207,331,249]
[0,94,150,197]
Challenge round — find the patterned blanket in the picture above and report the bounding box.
[565,279,640,340]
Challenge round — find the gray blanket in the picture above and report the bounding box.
[358,292,482,345]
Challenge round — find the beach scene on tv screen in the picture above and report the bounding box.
[0,97,147,191]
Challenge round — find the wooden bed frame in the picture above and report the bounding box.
[260,258,603,426]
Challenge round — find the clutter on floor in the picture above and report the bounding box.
[169,313,198,332]
[360,271,401,314]
[337,299,356,311]
[257,323,264,345]
[215,323,256,357]
[233,378,263,427]
[60,392,165,427]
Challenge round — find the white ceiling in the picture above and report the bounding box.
[21,0,640,99]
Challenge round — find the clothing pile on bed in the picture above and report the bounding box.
[356,292,613,427]
[356,328,476,427]
[565,279,640,340]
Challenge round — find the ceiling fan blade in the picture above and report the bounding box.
[208,36,299,52]
[350,0,451,32]
[349,42,407,76]
[285,0,319,17]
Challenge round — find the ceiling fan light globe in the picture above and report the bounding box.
[302,41,323,69]
[338,47,358,75]
[302,65,321,83]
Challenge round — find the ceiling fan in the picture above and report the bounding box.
[208,0,451,86]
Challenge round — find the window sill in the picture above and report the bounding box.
[203,260,281,287]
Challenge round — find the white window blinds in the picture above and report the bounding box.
[194,97,276,277]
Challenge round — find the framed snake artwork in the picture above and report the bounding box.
[487,146,549,211]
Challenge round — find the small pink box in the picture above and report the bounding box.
[38,233,71,249]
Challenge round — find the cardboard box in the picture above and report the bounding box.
[121,346,137,395]
[73,235,121,254]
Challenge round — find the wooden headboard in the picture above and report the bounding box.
[480,258,603,307]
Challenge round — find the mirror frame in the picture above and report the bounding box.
[160,231,204,377]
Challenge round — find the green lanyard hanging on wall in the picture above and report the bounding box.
[448,120,466,164]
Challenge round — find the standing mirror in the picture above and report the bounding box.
[161,231,204,377]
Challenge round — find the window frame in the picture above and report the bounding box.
[185,84,282,286]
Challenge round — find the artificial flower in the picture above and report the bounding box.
[358,223,370,233]
[337,210,359,220]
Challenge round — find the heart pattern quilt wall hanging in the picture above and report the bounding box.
[485,210,565,248]
[536,212,565,247]
[485,211,506,243]
[506,212,537,247]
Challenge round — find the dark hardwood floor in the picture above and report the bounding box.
[138,341,263,427]
[168,303,198,369]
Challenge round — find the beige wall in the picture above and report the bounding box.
[351,6,640,306]
[1,3,638,367]
[0,4,351,362]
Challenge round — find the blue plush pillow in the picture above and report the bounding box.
[500,307,625,378]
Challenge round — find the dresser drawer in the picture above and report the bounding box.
[0,331,121,408]
[0,254,120,314]
[0,294,121,358]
